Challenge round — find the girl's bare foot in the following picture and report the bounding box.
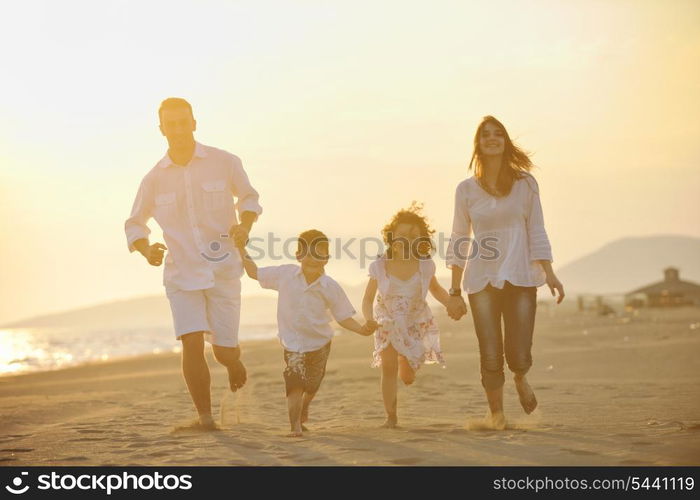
[514,375,538,414]
[381,414,398,428]
[227,360,247,392]
[398,356,415,385]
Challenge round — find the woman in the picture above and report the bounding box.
[445,115,565,429]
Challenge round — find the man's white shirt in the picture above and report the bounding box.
[125,141,262,290]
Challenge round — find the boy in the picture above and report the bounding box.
[236,229,377,437]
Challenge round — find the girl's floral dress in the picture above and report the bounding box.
[369,255,445,372]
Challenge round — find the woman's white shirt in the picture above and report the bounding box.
[445,174,553,294]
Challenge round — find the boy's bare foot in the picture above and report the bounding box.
[287,424,304,438]
[514,375,538,414]
[227,360,247,392]
[380,415,398,428]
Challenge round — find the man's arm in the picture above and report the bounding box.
[132,238,167,266]
[239,211,257,232]
[125,176,153,252]
[125,175,167,266]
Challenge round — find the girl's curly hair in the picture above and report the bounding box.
[381,201,435,259]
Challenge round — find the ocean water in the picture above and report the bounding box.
[0,324,279,377]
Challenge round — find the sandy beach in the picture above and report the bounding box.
[1,304,699,466]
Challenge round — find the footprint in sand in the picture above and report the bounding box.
[428,423,453,429]
[618,459,651,465]
[560,447,600,456]
[147,451,170,457]
[390,457,423,465]
[237,441,267,450]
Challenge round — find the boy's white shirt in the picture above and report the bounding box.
[257,264,357,353]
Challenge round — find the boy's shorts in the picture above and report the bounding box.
[164,276,242,348]
[282,341,332,396]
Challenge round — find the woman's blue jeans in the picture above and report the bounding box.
[467,280,538,391]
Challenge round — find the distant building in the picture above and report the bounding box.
[625,267,700,308]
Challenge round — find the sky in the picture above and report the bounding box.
[1,0,699,324]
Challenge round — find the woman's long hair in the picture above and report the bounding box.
[468,115,535,197]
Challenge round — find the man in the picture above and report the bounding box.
[125,97,262,429]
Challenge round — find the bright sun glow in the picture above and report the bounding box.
[1,0,699,325]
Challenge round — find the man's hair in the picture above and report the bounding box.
[158,97,194,123]
[297,229,329,258]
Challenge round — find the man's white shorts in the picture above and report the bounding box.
[165,276,241,347]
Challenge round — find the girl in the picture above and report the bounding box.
[362,203,450,428]
[445,115,565,429]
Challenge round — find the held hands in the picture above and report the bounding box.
[546,273,565,304]
[446,295,468,320]
[360,320,379,336]
[230,224,250,250]
[141,242,167,266]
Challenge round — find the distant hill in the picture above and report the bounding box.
[0,294,279,331]
[4,234,698,330]
[555,235,700,295]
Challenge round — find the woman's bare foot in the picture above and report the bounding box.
[514,375,538,414]
[490,411,506,430]
[227,360,247,392]
[285,431,303,438]
[380,414,398,428]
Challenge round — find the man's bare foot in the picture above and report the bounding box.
[227,360,247,392]
[490,411,506,430]
[198,413,219,431]
[380,415,398,428]
[514,375,538,414]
